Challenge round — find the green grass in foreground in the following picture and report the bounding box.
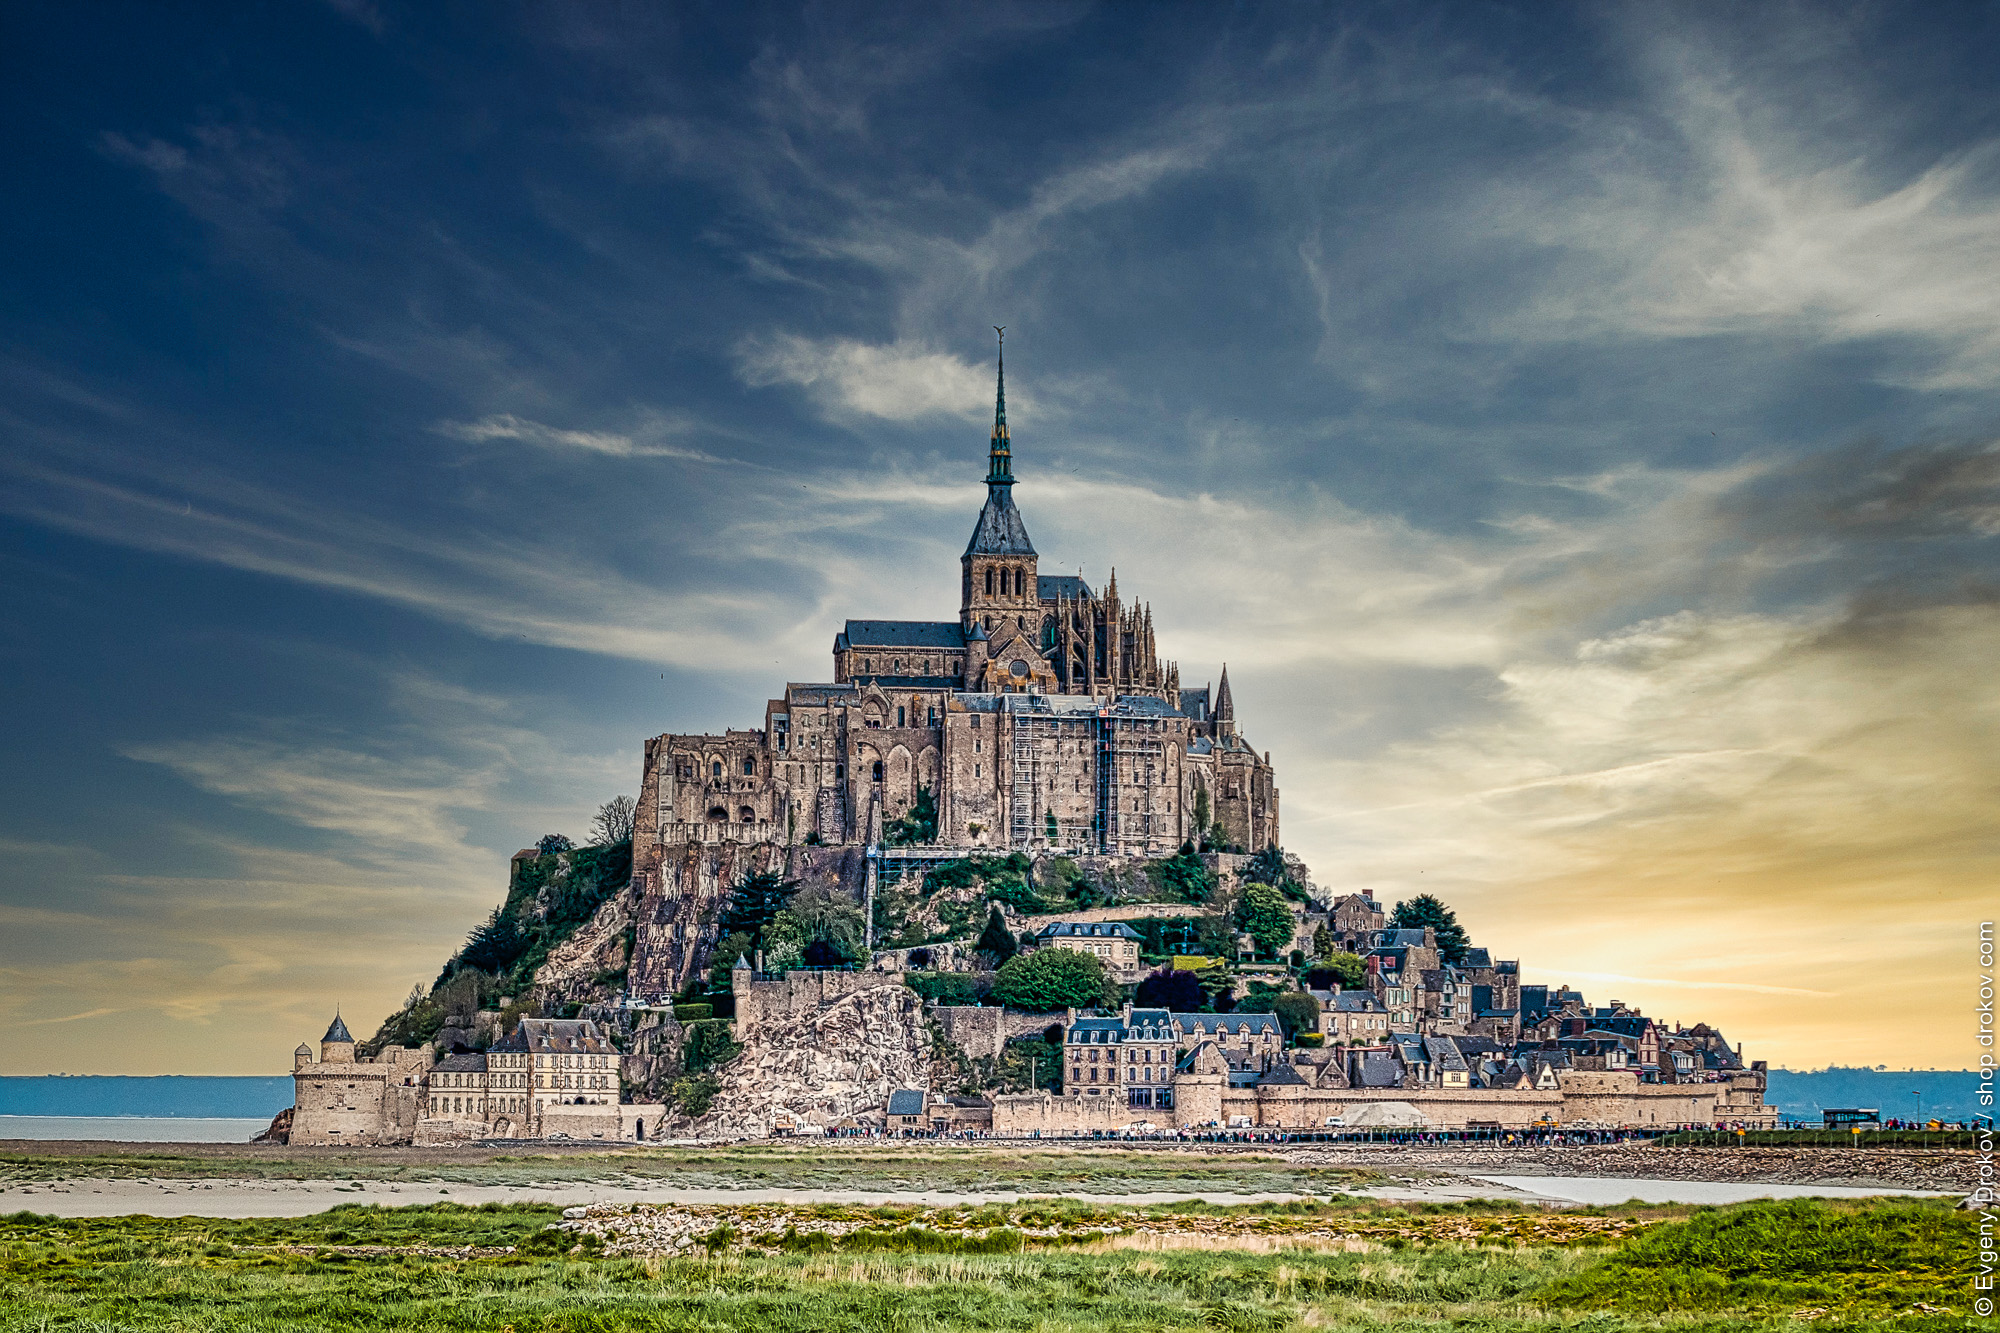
[0,1198,1974,1332]
[1541,1197,1974,1321]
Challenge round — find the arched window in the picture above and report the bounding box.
[742,757,756,775]
[739,805,755,821]
[984,567,995,596]
[1015,569,1025,596]
[710,760,722,778]
[872,760,885,782]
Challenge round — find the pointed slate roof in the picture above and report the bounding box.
[966,330,1036,557]
[322,1013,354,1043]
[966,489,1036,556]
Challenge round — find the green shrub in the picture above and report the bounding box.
[673,1002,714,1022]
[1145,846,1215,904]
[906,972,983,1006]
[682,1018,740,1073]
[991,948,1110,1012]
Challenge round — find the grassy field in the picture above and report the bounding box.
[0,1141,1386,1195]
[0,1197,1973,1332]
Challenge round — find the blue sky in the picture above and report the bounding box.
[2,1,1995,1072]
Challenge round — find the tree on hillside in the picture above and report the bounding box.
[1245,845,1308,902]
[717,869,799,952]
[535,833,573,856]
[991,948,1110,1012]
[1191,780,1212,849]
[763,885,866,971]
[1270,991,1320,1042]
[1305,952,1366,991]
[1148,844,1216,905]
[1134,967,1205,1012]
[1235,882,1296,959]
[706,930,756,990]
[590,795,636,845]
[458,907,525,975]
[1390,893,1471,965]
[975,906,1019,965]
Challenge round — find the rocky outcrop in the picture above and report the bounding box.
[249,1107,292,1144]
[679,982,932,1137]
[628,842,866,1000]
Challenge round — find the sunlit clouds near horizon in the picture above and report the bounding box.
[0,2,1994,1072]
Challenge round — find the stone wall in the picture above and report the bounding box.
[732,969,907,1035]
[929,1005,1056,1060]
[542,1102,625,1142]
[991,1089,1137,1134]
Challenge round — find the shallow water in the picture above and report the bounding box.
[0,1116,270,1142]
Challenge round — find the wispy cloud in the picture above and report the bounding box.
[735,336,999,422]
[435,412,745,465]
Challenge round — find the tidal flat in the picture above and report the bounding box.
[0,1196,1973,1332]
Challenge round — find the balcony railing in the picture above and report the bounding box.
[658,820,780,845]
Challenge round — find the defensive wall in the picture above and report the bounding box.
[930,1004,1059,1060]
[731,966,908,1034]
[990,1069,1772,1134]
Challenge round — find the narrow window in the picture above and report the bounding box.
[897,705,906,726]
[985,567,995,596]
[743,757,756,775]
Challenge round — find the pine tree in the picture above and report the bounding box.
[717,869,799,950]
[975,906,1018,964]
[1389,893,1471,965]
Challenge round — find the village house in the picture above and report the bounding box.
[1032,920,1147,983]
[288,1014,663,1146]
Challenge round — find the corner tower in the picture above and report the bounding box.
[961,328,1038,632]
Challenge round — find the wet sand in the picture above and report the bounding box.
[0,1172,1943,1219]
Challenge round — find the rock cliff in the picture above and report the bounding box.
[678,981,933,1137]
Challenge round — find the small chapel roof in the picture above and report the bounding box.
[322,1013,353,1043]
[1037,574,1090,601]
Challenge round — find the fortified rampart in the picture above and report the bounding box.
[929,1005,1058,1060]
[991,1068,1765,1135]
[730,966,907,1034]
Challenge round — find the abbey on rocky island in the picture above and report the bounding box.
[634,339,1279,861]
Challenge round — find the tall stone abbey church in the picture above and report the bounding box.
[632,342,1278,880]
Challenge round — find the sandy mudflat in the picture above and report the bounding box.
[0,1173,1944,1219]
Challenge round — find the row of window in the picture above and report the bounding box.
[982,566,1029,597]
[1072,1064,1168,1083]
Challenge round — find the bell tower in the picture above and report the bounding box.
[961,327,1039,632]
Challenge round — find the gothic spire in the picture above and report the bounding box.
[964,327,1035,557]
[1215,663,1235,722]
[986,325,1012,488]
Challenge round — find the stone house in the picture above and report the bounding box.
[289,1013,662,1146]
[1314,988,1392,1044]
[1032,920,1146,983]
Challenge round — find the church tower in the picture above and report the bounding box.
[961,328,1039,634]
